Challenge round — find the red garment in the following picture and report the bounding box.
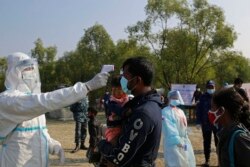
[105,127,122,142]
[110,94,128,107]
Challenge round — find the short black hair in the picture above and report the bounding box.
[111,75,121,87]
[88,107,98,115]
[212,88,250,129]
[122,57,154,86]
[234,77,243,84]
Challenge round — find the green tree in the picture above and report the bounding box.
[54,51,75,87]
[31,38,57,91]
[214,51,250,87]
[75,24,115,79]
[0,57,7,92]
[114,39,152,72]
[127,0,237,88]
[31,38,46,65]
[64,24,116,104]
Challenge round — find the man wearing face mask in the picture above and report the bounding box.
[0,52,109,167]
[196,80,219,167]
[98,57,162,167]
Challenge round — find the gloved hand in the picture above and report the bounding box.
[196,124,201,130]
[85,72,110,91]
[177,143,183,148]
[49,143,65,165]
[177,143,187,151]
[98,139,113,155]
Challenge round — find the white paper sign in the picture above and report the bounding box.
[171,84,197,105]
[101,65,114,73]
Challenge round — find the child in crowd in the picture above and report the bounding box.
[104,75,129,144]
[87,107,101,151]
[86,107,102,166]
[162,90,196,167]
[96,76,130,167]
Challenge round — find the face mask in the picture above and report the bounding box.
[170,99,181,106]
[208,108,224,126]
[120,76,131,94]
[120,76,136,94]
[207,89,215,94]
[22,70,38,92]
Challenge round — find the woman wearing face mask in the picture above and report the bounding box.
[162,90,196,167]
[210,87,250,167]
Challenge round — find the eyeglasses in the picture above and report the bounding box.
[22,66,34,72]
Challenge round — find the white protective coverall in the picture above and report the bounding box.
[162,90,196,167]
[0,52,109,167]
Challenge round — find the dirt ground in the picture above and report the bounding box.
[48,117,218,167]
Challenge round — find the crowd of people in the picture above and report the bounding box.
[1,52,250,167]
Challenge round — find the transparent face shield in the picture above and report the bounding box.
[168,90,185,105]
[16,58,40,93]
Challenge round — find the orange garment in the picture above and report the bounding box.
[105,127,122,142]
[110,94,128,107]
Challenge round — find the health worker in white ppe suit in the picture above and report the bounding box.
[0,52,109,167]
[162,90,195,167]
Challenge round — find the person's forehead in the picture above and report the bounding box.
[22,66,34,72]
[122,65,129,73]
[170,96,178,99]
[122,66,133,78]
[207,85,215,89]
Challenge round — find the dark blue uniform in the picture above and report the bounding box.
[98,90,162,167]
[70,97,89,144]
[196,92,219,163]
[104,97,125,128]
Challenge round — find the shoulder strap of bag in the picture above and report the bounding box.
[229,129,245,167]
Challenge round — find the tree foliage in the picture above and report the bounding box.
[1,0,250,101]
[76,24,115,80]
[31,38,57,91]
[0,58,7,92]
[114,39,153,72]
[214,51,250,87]
[127,0,237,88]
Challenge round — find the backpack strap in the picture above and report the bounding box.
[229,129,245,167]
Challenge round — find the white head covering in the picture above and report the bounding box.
[4,52,41,93]
[167,90,185,105]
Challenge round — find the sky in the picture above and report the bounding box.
[0,0,250,59]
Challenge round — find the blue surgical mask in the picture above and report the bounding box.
[120,76,131,94]
[207,89,215,94]
[170,99,181,106]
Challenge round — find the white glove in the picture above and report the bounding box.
[85,72,110,91]
[177,143,187,151]
[196,124,201,130]
[177,143,183,148]
[49,143,65,165]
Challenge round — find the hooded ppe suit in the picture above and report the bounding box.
[0,52,109,167]
[162,90,195,167]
